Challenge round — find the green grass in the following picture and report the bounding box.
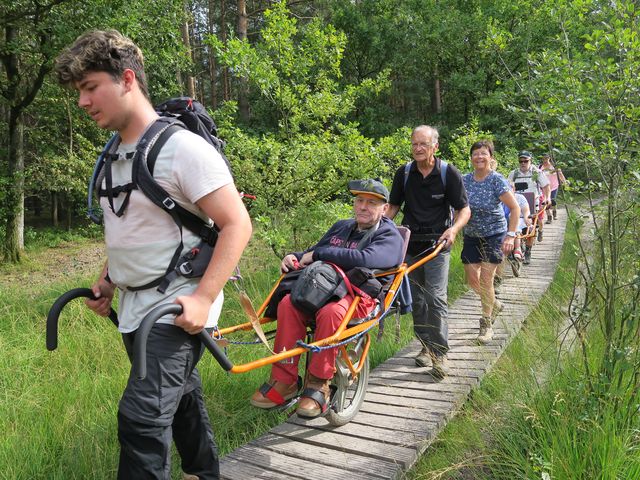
[0,232,467,479]
[406,211,640,479]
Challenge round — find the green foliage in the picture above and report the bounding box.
[447,118,495,173]
[221,121,391,255]
[210,1,398,255]
[211,0,389,137]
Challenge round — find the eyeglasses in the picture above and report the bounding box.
[412,142,435,149]
[519,159,530,163]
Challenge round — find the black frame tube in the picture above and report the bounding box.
[46,288,118,351]
[133,303,233,379]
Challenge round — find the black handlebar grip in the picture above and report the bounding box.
[133,303,233,380]
[46,288,119,351]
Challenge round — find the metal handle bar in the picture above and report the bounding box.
[133,304,233,380]
[47,288,119,351]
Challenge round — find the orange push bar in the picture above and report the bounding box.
[217,240,446,375]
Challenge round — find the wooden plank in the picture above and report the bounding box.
[220,453,307,480]
[270,422,418,468]
[369,369,477,387]
[253,433,400,479]
[365,384,459,403]
[349,410,438,435]
[364,392,458,411]
[288,415,425,447]
[225,444,378,480]
[358,402,451,427]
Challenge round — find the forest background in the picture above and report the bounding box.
[1,0,639,478]
[4,0,633,260]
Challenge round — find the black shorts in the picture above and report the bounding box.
[461,233,506,265]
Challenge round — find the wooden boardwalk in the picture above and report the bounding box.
[220,211,567,479]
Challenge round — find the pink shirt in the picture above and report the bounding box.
[540,165,560,191]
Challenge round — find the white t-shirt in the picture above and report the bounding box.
[100,128,233,332]
[508,165,549,197]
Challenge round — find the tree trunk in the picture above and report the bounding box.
[221,0,230,101]
[65,196,72,231]
[433,67,442,115]
[208,0,218,109]
[181,16,197,98]
[52,192,59,228]
[237,0,250,121]
[4,111,25,261]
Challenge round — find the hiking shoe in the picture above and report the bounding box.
[297,374,331,418]
[509,255,521,277]
[415,347,430,368]
[491,299,503,322]
[523,249,532,265]
[429,351,448,380]
[478,317,493,344]
[250,379,299,409]
[493,275,503,295]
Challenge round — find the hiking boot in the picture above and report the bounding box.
[491,299,503,322]
[250,378,299,409]
[523,248,532,265]
[478,316,493,344]
[546,212,553,224]
[537,228,543,242]
[493,275,502,295]
[415,346,430,368]
[553,207,557,220]
[428,351,448,380]
[509,255,521,277]
[297,374,331,418]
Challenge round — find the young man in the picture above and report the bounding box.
[55,30,252,479]
[507,151,551,264]
[387,126,470,379]
[251,179,404,417]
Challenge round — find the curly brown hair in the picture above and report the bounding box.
[55,29,149,99]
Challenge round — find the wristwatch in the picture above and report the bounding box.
[506,231,516,238]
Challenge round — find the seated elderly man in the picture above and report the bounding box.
[250,179,404,418]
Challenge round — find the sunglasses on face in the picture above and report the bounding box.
[519,159,530,163]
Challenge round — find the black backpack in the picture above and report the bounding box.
[87,97,230,293]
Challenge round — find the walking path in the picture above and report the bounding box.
[220,211,567,479]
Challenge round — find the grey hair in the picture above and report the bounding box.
[411,125,439,143]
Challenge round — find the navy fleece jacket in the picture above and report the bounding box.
[293,216,404,271]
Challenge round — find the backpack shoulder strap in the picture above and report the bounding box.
[440,159,448,189]
[132,118,219,246]
[88,133,120,224]
[404,159,448,189]
[403,161,413,190]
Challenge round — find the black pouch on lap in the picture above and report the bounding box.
[290,261,348,315]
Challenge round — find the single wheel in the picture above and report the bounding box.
[326,335,370,426]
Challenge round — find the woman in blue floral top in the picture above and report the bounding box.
[462,140,520,344]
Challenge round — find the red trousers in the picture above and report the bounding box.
[271,293,377,385]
